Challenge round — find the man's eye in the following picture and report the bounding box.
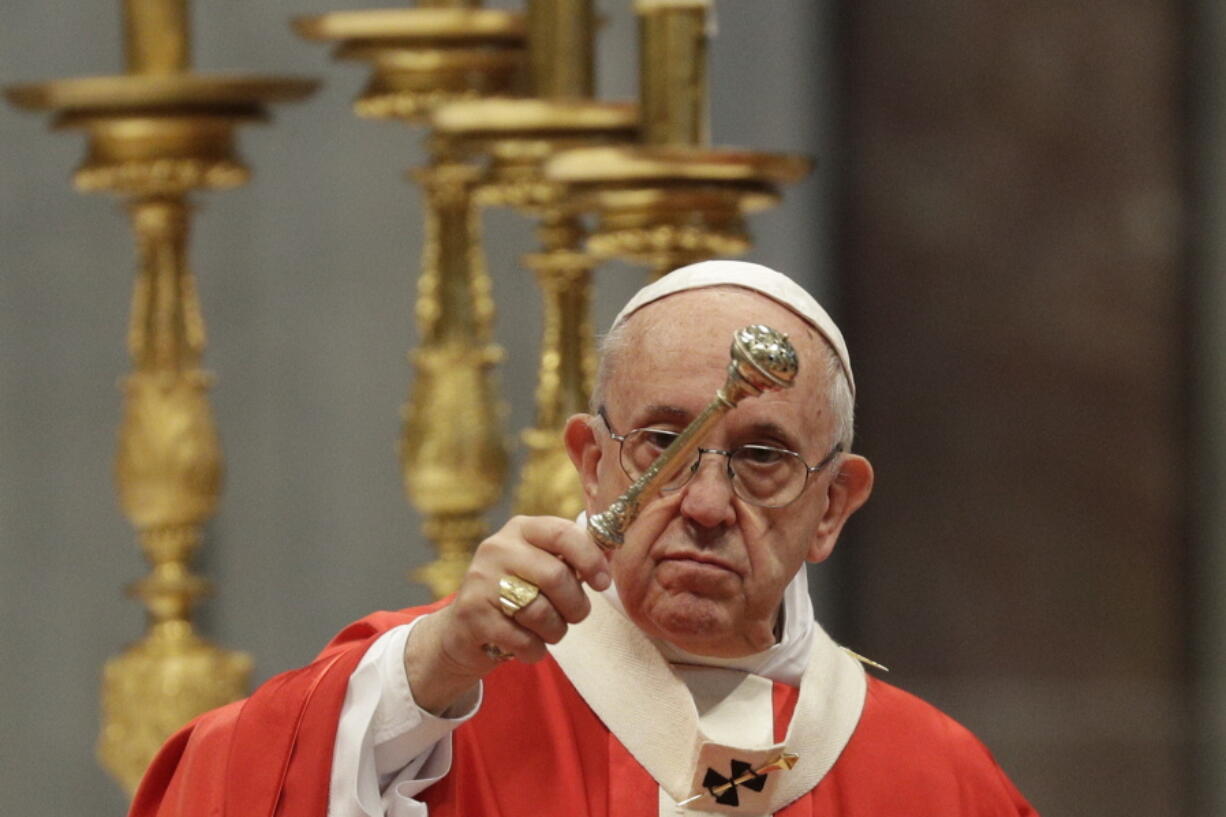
[641,429,679,450]
[737,445,788,466]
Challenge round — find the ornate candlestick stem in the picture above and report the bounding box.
[402,154,509,597]
[526,212,593,432]
[124,0,190,73]
[509,0,601,518]
[100,192,251,792]
[514,210,595,518]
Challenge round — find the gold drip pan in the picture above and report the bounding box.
[293,7,525,122]
[545,146,813,272]
[294,8,523,42]
[5,73,318,114]
[7,73,319,196]
[434,99,638,209]
[548,145,811,188]
[433,98,637,134]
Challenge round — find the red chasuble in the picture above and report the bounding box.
[131,603,1037,817]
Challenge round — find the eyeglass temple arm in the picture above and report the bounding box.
[587,325,798,550]
[810,443,845,473]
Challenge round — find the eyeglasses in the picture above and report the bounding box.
[597,408,843,509]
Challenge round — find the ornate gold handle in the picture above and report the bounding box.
[587,323,798,549]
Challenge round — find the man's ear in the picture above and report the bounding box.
[564,413,602,504]
[806,454,874,564]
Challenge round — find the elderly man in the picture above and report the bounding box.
[132,261,1036,817]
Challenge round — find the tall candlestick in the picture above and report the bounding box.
[6,2,315,790]
[295,1,525,597]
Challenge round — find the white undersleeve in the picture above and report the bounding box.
[328,619,481,817]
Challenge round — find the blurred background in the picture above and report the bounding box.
[2,1,1222,815]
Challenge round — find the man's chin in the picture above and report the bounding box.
[641,593,738,654]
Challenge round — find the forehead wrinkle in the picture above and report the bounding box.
[605,403,688,430]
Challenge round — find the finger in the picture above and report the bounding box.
[509,595,569,644]
[514,516,612,591]
[484,616,549,664]
[447,594,548,667]
[498,546,591,625]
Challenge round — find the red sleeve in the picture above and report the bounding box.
[129,603,448,817]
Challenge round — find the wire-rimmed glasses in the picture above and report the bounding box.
[598,408,842,509]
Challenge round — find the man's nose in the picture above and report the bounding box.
[678,452,737,529]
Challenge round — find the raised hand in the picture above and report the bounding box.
[403,516,610,715]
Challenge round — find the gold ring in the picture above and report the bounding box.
[482,643,514,662]
[497,574,540,617]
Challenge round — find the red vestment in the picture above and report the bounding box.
[131,603,1037,817]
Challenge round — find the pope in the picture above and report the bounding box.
[131,260,1038,817]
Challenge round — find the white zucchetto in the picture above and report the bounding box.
[610,259,854,394]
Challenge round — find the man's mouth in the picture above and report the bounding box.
[659,552,740,575]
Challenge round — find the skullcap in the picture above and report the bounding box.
[610,259,854,394]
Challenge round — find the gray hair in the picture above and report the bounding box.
[592,319,856,452]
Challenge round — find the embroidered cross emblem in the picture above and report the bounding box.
[679,752,799,809]
[701,759,768,807]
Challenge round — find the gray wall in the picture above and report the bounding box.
[0,2,830,815]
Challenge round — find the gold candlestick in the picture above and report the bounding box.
[546,0,811,279]
[5,0,316,793]
[295,3,524,597]
[431,0,637,518]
